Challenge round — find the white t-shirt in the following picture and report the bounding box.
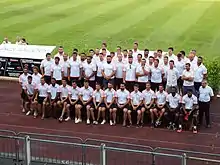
[69,60,82,78]
[116,89,130,104]
[51,64,63,81]
[123,63,136,81]
[96,60,105,77]
[182,69,194,86]
[23,82,36,95]
[58,85,70,98]
[175,59,185,76]
[115,61,125,79]
[150,66,164,83]
[166,93,181,109]
[32,73,42,85]
[40,59,54,76]
[167,54,177,62]
[102,62,116,79]
[142,89,155,105]
[19,73,31,87]
[80,86,94,101]
[130,91,143,105]
[182,94,198,109]
[194,64,207,83]
[69,86,80,100]
[166,68,179,86]
[62,60,70,77]
[136,65,149,83]
[47,84,59,99]
[82,62,97,81]
[199,86,214,102]
[104,88,116,103]
[155,91,167,105]
[92,89,104,102]
[36,83,49,97]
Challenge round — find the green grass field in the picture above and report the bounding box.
[1,0,220,57]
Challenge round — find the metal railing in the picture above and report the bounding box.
[0,130,220,165]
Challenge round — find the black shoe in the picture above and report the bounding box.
[167,123,172,130]
[172,123,176,130]
[127,122,132,128]
[136,124,140,128]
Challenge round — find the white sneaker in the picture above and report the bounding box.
[75,118,77,123]
[87,119,90,124]
[34,111,38,118]
[22,108,25,113]
[26,111,31,116]
[93,121,98,125]
[110,120,113,126]
[75,119,80,124]
[78,119,82,123]
[65,117,71,122]
[101,120,106,125]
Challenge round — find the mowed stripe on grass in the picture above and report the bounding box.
[1,0,220,58]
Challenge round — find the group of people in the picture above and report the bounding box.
[19,42,214,134]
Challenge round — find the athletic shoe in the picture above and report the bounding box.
[110,120,113,126]
[177,125,182,133]
[127,122,132,127]
[26,111,31,116]
[140,122,144,128]
[58,117,63,122]
[113,121,116,126]
[74,118,78,123]
[136,123,140,128]
[65,117,71,122]
[172,123,176,130]
[22,108,25,113]
[93,121,98,125]
[193,126,198,134]
[78,119,82,123]
[167,123,173,130]
[33,111,38,118]
[101,120,106,125]
[86,119,90,125]
[122,122,126,127]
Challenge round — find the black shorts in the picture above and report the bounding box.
[96,76,104,86]
[61,97,70,104]
[38,96,46,104]
[144,104,155,110]
[132,105,143,111]
[106,103,117,109]
[70,99,81,105]
[44,75,51,84]
[92,102,106,108]
[25,95,34,102]
[21,89,26,100]
[138,82,146,92]
[115,78,123,88]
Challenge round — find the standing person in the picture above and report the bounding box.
[23,76,36,115]
[132,42,141,61]
[68,81,82,124]
[51,57,64,85]
[157,49,164,65]
[2,37,11,44]
[142,82,156,127]
[122,49,128,63]
[143,49,149,62]
[91,84,106,124]
[154,84,167,127]
[194,56,207,95]
[115,83,130,127]
[34,77,49,119]
[62,53,70,84]
[104,83,117,126]
[198,80,214,128]
[40,53,54,84]
[167,47,177,62]
[129,84,143,127]
[175,53,185,94]
[79,81,94,125]
[93,48,101,64]
[45,78,60,119]
[32,66,42,85]
[182,63,195,95]
[123,56,136,92]
[136,59,149,92]
[54,46,65,62]
[162,56,169,89]
[100,42,110,55]
[180,89,198,133]
[82,56,97,89]
[166,60,179,93]
[135,54,142,67]
[57,79,71,122]
[165,87,182,130]
[101,55,116,89]
[69,52,82,86]
[19,68,31,113]
[115,54,125,90]
[150,59,164,92]
[96,53,105,87]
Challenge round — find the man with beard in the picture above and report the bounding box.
[40,53,54,84]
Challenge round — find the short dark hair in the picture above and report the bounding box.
[89,49,94,52]
[51,78,56,81]
[107,55,112,58]
[33,66,39,71]
[180,50,185,56]
[137,54,142,58]
[169,60,174,65]
[134,84,139,88]
[120,82,125,86]
[144,49,149,52]
[149,56,154,59]
[185,63,191,67]
[177,53,182,58]
[62,78,66,81]
[110,52,115,55]
[123,49,128,52]
[59,46,63,48]
[198,56,203,60]
[55,57,60,61]
[102,48,106,51]
[117,46,121,49]
[102,42,107,47]
[154,59,159,63]
[73,48,78,52]
[46,53,51,57]
[72,81,77,84]
[134,42,138,46]
[164,56,168,60]
[72,52,77,55]
[28,76,32,80]
[157,49,162,53]
[159,83,163,87]
[168,47,174,51]
[128,55,133,59]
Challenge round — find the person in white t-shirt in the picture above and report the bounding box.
[167,47,177,62]
[40,53,54,84]
[93,48,100,64]
[142,82,156,127]
[115,83,130,127]
[82,56,97,89]
[91,84,106,124]
[123,56,136,92]
[182,63,195,95]
[99,42,110,55]
[157,49,164,65]
[136,58,149,91]
[96,53,105,87]
[57,79,71,122]
[32,66,42,85]
[104,83,117,126]
[69,52,82,86]
[122,49,129,64]
[23,76,36,115]
[2,37,11,44]
[34,77,49,119]
[115,54,125,89]
[19,68,31,113]
[175,53,185,94]
[165,87,181,130]
[132,42,141,61]
[154,84,167,127]
[101,55,116,89]
[143,49,149,62]
[79,81,94,125]
[129,84,143,127]
[162,56,169,89]
[135,54,142,67]
[180,89,198,134]
[62,54,70,84]
[51,57,64,85]
[54,46,64,63]
[68,81,82,124]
